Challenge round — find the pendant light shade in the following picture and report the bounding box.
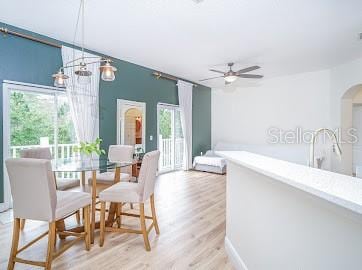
[75,63,92,77]
[75,63,92,85]
[77,74,91,85]
[52,70,69,88]
[100,60,117,81]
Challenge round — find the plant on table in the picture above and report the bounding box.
[73,137,106,158]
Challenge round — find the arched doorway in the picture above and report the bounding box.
[340,84,362,175]
[124,108,143,146]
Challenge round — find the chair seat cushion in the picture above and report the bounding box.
[56,178,80,191]
[87,171,131,185]
[99,182,140,203]
[55,191,91,221]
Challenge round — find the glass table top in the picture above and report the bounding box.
[52,157,134,172]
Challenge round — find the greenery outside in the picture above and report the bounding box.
[10,91,76,146]
[158,108,183,139]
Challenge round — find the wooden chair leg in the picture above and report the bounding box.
[20,218,26,230]
[7,218,20,270]
[45,222,56,270]
[116,203,122,228]
[76,210,81,225]
[99,201,106,247]
[150,194,160,235]
[83,206,91,251]
[140,203,151,251]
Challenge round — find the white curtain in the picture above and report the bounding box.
[178,80,193,170]
[61,46,100,143]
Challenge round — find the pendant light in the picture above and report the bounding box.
[52,0,117,87]
[52,69,69,88]
[100,60,117,81]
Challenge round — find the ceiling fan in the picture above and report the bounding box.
[200,63,263,84]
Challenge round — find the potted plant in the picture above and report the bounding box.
[73,137,106,161]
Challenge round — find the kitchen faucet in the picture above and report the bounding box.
[309,128,342,168]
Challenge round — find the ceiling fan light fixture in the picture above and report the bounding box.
[224,75,238,83]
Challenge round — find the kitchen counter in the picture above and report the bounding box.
[216,151,362,215]
[217,151,362,270]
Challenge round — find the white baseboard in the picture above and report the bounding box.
[225,236,248,270]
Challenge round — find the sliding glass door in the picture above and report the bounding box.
[157,103,184,172]
[2,82,78,209]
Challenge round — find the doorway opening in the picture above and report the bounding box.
[117,99,146,153]
[157,103,184,172]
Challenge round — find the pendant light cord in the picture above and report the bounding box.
[72,0,83,62]
[81,0,85,60]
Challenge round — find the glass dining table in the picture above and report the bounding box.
[52,157,134,243]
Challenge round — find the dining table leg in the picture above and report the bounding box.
[81,171,85,186]
[91,170,97,244]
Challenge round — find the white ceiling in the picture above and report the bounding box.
[1,0,362,88]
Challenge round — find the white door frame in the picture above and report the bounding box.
[117,99,146,151]
[1,80,65,212]
[157,103,183,173]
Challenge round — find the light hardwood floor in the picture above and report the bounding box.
[0,171,233,270]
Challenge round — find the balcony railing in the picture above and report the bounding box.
[11,138,185,175]
[10,143,78,179]
[159,136,184,171]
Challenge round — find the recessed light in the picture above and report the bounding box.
[192,0,204,3]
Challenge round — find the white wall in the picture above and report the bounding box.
[212,57,362,172]
[212,69,331,145]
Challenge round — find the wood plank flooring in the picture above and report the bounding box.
[0,171,233,270]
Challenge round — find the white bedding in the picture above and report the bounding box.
[193,150,226,169]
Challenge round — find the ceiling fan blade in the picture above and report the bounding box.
[236,65,260,74]
[237,74,263,79]
[199,76,224,82]
[209,69,226,74]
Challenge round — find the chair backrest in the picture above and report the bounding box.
[20,147,52,160]
[5,158,57,222]
[108,145,134,162]
[137,150,160,202]
[108,145,134,174]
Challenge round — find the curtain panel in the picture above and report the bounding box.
[177,80,193,170]
[61,46,100,143]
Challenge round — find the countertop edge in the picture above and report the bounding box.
[217,151,362,215]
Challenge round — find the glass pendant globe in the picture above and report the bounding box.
[77,74,91,85]
[224,75,238,83]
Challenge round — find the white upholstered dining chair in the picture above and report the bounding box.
[99,150,160,251]
[19,147,81,229]
[6,158,91,270]
[87,144,134,185]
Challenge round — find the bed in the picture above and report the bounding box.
[193,150,226,174]
[192,141,311,175]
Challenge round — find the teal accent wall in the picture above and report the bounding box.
[0,22,211,203]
